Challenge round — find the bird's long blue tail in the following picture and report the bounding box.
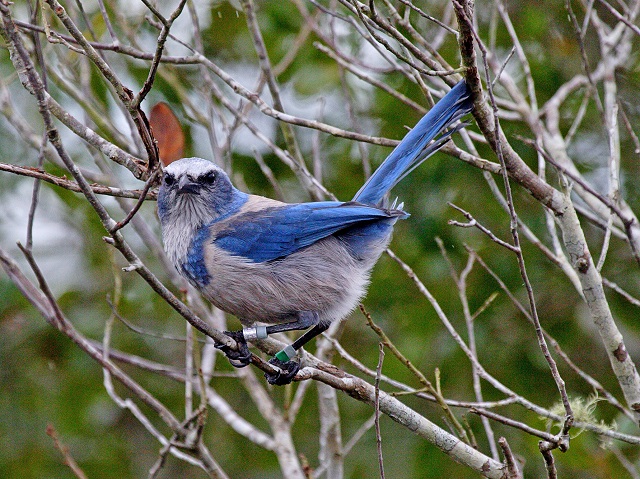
[352,80,472,206]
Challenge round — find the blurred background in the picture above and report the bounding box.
[1,0,640,477]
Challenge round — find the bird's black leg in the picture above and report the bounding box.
[264,315,330,386]
[214,330,252,368]
[217,311,328,384]
[265,310,320,335]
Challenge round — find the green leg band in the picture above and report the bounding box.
[275,345,296,362]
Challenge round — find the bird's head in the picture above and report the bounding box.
[157,157,247,230]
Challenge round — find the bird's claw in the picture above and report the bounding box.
[215,330,252,368]
[264,357,300,385]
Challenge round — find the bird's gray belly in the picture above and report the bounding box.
[198,235,387,326]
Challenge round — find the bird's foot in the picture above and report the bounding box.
[265,357,300,386]
[215,330,252,368]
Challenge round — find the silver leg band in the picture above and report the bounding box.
[243,326,268,342]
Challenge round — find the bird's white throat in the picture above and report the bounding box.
[161,195,215,269]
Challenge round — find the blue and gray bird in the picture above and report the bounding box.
[157,80,473,384]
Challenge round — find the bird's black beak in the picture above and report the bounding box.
[177,176,200,195]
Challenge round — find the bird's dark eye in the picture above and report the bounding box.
[164,173,175,186]
[200,170,216,185]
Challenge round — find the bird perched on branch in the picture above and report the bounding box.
[157,80,473,385]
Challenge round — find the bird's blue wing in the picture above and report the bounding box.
[213,202,405,263]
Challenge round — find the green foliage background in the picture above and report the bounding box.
[1,1,640,478]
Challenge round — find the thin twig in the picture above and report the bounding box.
[46,424,89,479]
[539,442,558,479]
[603,278,640,308]
[498,437,523,479]
[447,202,519,253]
[374,342,386,479]
[471,408,566,449]
[111,169,160,233]
[133,0,188,108]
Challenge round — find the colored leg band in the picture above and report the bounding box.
[275,345,297,362]
[243,326,268,342]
